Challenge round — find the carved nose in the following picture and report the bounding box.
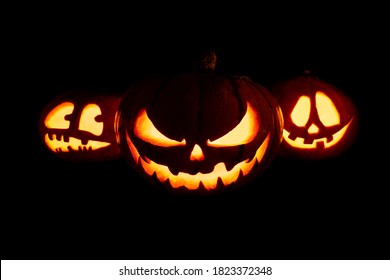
[190,144,205,161]
[308,124,319,134]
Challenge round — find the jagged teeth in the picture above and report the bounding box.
[138,155,252,191]
[44,134,110,153]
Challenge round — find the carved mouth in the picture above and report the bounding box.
[283,119,352,149]
[44,133,111,153]
[126,131,270,190]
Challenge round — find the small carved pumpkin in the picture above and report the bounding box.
[271,73,358,160]
[115,52,283,192]
[38,90,122,161]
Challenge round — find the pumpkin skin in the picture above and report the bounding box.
[38,90,122,161]
[271,74,358,160]
[115,73,283,192]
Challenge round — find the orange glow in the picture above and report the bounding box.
[290,92,340,127]
[284,91,348,149]
[43,102,111,153]
[78,104,104,136]
[316,91,340,126]
[190,144,205,161]
[44,102,74,129]
[134,108,186,147]
[283,118,353,149]
[126,131,270,190]
[44,134,110,152]
[207,102,259,147]
[114,111,121,145]
[291,96,310,126]
[307,124,319,134]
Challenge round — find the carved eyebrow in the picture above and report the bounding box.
[207,102,259,147]
[134,108,186,147]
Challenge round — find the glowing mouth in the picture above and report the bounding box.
[44,134,111,153]
[283,119,352,149]
[126,132,270,190]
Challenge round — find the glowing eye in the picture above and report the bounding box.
[316,91,340,126]
[134,108,186,147]
[79,104,104,136]
[291,96,310,126]
[45,102,74,129]
[207,102,259,147]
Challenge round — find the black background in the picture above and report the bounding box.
[9,5,389,260]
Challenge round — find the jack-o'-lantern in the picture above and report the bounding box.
[115,51,283,192]
[271,72,358,160]
[38,90,122,161]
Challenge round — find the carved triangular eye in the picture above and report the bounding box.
[44,102,74,129]
[291,96,310,126]
[316,91,340,126]
[207,102,259,147]
[134,108,186,147]
[79,104,104,136]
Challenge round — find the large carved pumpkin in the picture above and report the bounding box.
[115,52,283,192]
[271,72,358,160]
[38,90,122,161]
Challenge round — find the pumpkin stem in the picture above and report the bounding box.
[194,50,217,72]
